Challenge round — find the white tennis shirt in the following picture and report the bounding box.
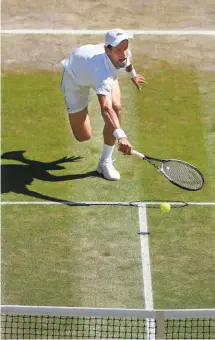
[61,44,132,97]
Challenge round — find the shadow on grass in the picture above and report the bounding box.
[1,150,100,204]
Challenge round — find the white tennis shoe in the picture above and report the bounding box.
[97,158,120,181]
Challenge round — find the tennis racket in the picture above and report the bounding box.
[132,150,204,191]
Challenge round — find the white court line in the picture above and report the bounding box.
[138,205,154,309]
[1,201,215,206]
[1,29,215,36]
[1,29,133,38]
[138,204,155,340]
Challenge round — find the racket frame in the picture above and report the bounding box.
[132,150,204,191]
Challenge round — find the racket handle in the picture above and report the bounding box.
[132,150,145,159]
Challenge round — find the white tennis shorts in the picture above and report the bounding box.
[61,70,91,114]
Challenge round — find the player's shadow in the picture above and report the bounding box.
[1,150,99,204]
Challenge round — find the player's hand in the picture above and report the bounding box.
[131,74,146,91]
[118,138,132,155]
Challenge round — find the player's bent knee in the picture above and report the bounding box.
[74,133,92,142]
[68,108,92,142]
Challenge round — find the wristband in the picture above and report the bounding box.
[128,69,137,79]
[113,128,127,140]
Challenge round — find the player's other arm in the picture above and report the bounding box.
[97,94,132,155]
[126,64,145,91]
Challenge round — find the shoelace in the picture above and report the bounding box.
[101,158,116,164]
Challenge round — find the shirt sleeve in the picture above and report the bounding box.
[95,77,114,98]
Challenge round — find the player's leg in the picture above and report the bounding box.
[97,80,121,180]
[68,107,92,142]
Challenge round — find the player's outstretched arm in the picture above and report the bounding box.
[97,94,132,155]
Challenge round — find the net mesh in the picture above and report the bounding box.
[166,318,215,339]
[162,161,204,190]
[2,315,148,339]
[1,313,215,339]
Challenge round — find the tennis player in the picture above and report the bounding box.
[61,28,145,180]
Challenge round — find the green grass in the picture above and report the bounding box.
[1,60,215,311]
[1,205,142,308]
[149,205,215,309]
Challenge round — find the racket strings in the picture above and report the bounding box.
[162,161,204,190]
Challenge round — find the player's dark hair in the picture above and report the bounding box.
[106,44,113,50]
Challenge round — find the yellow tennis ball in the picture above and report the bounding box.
[160,203,171,213]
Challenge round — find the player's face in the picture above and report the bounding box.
[106,40,129,69]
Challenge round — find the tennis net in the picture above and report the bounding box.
[1,305,215,339]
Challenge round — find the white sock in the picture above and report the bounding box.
[100,144,115,161]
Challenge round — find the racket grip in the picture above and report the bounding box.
[132,150,145,159]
